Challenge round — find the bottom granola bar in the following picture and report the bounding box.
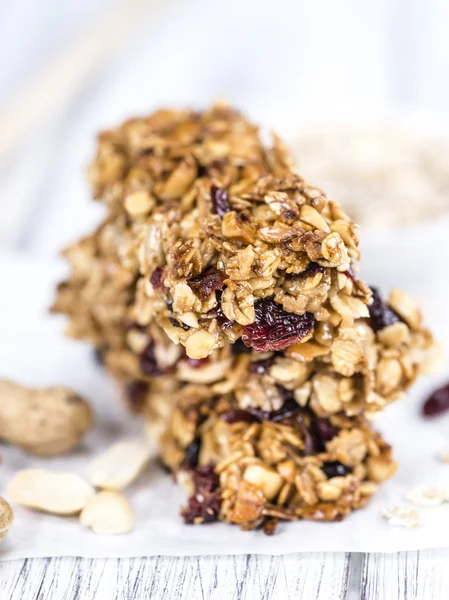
[156,387,396,533]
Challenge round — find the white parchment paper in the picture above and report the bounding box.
[1,252,449,559]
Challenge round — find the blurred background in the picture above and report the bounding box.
[1,0,449,275]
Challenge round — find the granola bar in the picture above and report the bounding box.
[56,280,435,418]
[154,386,396,531]
[51,103,440,533]
[50,123,434,415]
[61,104,373,360]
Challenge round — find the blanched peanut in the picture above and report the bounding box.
[87,439,152,490]
[80,491,134,535]
[8,469,95,515]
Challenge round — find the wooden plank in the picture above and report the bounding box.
[0,554,354,600]
[361,549,449,600]
[0,558,49,599]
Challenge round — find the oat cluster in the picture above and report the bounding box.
[53,104,438,533]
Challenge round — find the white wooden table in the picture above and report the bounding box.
[1,551,449,598]
[2,1,449,596]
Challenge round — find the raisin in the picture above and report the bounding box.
[126,380,148,412]
[183,438,201,468]
[302,262,327,277]
[269,397,301,422]
[422,382,449,417]
[250,357,274,374]
[188,267,224,301]
[150,267,164,290]
[210,185,231,217]
[321,461,352,479]
[93,344,108,366]
[368,287,400,332]
[296,414,315,455]
[242,299,314,352]
[139,340,161,376]
[221,397,300,425]
[310,417,338,452]
[231,338,252,355]
[221,409,263,424]
[215,305,234,330]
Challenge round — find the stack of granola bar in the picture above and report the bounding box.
[53,105,438,533]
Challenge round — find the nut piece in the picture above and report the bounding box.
[0,497,13,542]
[230,480,266,524]
[366,456,398,483]
[0,380,93,456]
[8,469,94,515]
[87,439,152,490]
[124,191,154,216]
[80,491,134,535]
[243,464,283,500]
[185,330,217,359]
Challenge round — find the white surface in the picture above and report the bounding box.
[0,252,448,561]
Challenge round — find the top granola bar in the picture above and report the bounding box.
[87,103,370,358]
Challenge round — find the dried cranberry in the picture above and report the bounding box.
[368,287,400,332]
[188,267,224,301]
[263,518,278,536]
[181,464,221,525]
[183,438,201,469]
[126,380,148,412]
[150,267,164,290]
[422,382,449,417]
[242,299,314,352]
[250,357,274,374]
[139,340,161,376]
[210,185,231,217]
[321,461,352,479]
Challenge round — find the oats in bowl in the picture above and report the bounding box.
[290,128,449,231]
